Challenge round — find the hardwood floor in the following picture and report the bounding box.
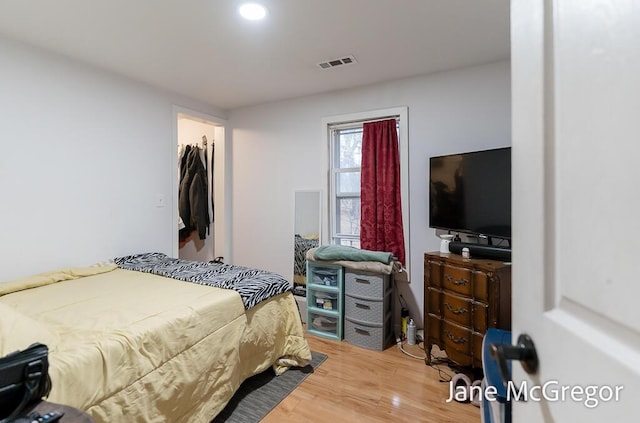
[263,332,481,423]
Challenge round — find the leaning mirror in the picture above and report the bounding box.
[293,191,321,288]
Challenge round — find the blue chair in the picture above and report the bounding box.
[481,328,512,423]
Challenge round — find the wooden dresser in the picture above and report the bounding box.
[423,252,511,368]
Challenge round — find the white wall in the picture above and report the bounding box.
[0,32,510,325]
[0,36,225,281]
[228,60,511,324]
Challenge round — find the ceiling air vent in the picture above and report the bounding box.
[317,55,357,69]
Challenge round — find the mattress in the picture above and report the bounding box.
[0,265,312,422]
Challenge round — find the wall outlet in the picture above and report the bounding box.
[156,194,165,208]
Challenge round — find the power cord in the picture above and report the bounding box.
[395,337,455,383]
[396,337,427,360]
[428,354,454,383]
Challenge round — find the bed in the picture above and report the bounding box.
[0,253,312,423]
[293,234,319,285]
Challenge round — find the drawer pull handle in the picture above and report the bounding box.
[445,330,468,344]
[445,302,468,315]
[445,275,468,286]
[355,303,370,310]
[355,328,370,336]
[355,278,371,285]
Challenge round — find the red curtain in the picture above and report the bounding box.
[360,119,405,264]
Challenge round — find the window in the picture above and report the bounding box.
[323,107,410,280]
[328,119,400,248]
[329,125,364,247]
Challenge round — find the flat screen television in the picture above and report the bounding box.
[429,146,511,241]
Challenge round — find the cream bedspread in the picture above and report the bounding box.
[0,265,311,422]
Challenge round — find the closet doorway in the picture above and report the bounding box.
[172,106,229,263]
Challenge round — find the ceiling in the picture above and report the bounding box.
[0,0,510,110]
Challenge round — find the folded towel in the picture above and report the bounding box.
[313,245,393,264]
[306,248,401,275]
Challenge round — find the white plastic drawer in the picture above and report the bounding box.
[310,266,340,287]
[344,293,390,324]
[309,312,338,335]
[345,271,390,299]
[310,290,339,311]
[344,316,392,351]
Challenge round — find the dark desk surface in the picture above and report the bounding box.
[27,401,95,423]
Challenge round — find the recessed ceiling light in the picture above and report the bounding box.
[239,3,267,21]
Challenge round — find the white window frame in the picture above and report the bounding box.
[321,107,410,281]
[329,124,364,247]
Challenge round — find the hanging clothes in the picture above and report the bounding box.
[178,144,189,237]
[179,144,192,182]
[202,135,214,226]
[211,142,216,222]
[179,145,210,240]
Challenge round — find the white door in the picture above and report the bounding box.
[511,0,640,421]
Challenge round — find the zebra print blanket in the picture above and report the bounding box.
[294,235,319,278]
[114,253,291,309]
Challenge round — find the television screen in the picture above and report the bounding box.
[429,147,511,239]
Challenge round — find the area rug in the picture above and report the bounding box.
[212,351,327,423]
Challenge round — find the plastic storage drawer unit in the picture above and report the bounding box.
[343,270,392,350]
[306,262,344,340]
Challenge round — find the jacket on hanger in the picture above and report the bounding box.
[179,146,210,240]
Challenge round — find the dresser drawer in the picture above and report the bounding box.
[442,292,472,327]
[345,271,390,299]
[442,321,471,355]
[473,303,488,332]
[442,292,489,332]
[427,287,441,316]
[442,264,472,296]
[345,292,390,325]
[426,260,443,288]
[472,270,489,301]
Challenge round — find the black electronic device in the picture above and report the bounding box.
[12,411,64,423]
[448,241,511,261]
[429,147,511,259]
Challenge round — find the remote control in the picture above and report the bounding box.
[17,411,65,423]
[38,411,64,422]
